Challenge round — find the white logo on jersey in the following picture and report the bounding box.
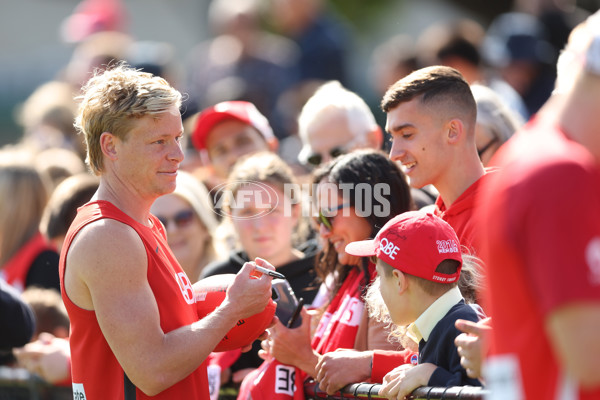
[175,272,195,304]
[275,365,296,396]
[585,237,600,285]
[483,354,524,400]
[72,383,87,400]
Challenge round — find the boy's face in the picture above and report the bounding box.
[376,259,405,326]
[386,98,452,189]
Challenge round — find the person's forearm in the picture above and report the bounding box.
[131,301,240,395]
[290,348,321,378]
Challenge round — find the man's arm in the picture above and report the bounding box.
[65,219,272,396]
[547,303,600,388]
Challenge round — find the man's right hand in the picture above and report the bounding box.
[224,258,274,320]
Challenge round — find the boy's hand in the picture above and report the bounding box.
[379,363,436,399]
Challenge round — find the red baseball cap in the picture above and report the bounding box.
[345,211,462,283]
[191,101,276,151]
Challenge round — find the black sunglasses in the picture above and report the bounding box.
[315,204,349,230]
[477,136,498,159]
[306,147,346,166]
[156,209,195,229]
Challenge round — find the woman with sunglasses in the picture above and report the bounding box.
[150,170,222,282]
[238,148,414,400]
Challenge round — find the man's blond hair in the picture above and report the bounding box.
[74,63,182,175]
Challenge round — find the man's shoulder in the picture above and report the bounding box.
[67,219,145,269]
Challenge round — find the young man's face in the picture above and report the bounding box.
[386,98,451,189]
[205,120,270,179]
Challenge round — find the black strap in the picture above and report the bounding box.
[124,372,137,400]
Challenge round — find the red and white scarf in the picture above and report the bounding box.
[237,265,373,400]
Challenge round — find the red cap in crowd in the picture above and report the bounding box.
[345,211,462,283]
[191,101,276,151]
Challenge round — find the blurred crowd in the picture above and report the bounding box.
[1,0,599,399]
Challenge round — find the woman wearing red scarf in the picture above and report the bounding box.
[238,149,414,400]
[0,151,59,293]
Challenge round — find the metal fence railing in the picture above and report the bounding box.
[0,367,490,400]
[304,380,489,400]
[0,367,71,400]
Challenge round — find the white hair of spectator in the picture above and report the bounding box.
[298,81,378,144]
[471,84,524,143]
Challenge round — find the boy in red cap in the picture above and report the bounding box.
[190,101,278,181]
[345,211,482,399]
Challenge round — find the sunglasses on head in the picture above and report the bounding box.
[315,204,350,230]
[157,209,195,229]
[306,147,347,166]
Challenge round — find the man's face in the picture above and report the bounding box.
[205,119,270,179]
[304,110,364,167]
[386,99,451,189]
[113,105,184,200]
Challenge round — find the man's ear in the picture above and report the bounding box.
[446,119,464,144]
[100,132,118,161]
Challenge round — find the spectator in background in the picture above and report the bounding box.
[40,172,99,253]
[202,151,317,302]
[297,80,436,209]
[151,171,222,282]
[266,0,351,86]
[0,278,35,366]
[185,0,298,134]
[60,30,133,89]
[482,12,558,117]
[190,100,278,192]
[201,151,319,389]
[369,34,418,100]
[416,18,529,121]
[13,287,72,385]
[382,66,488,255]
[346,211,482,399]
[297,81,383,168]
[15,80,86,159]
[20,287,70,341]
[476,12,600,398]
[238,149,413,400]
[34,147,87,191]
[0,149,59,293]
[471,84,523,166]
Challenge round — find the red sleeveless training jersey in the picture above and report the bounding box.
[59,201,209,400]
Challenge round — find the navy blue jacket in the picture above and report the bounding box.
[418,300,482,387]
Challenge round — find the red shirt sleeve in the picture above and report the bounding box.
[371,349,418,382]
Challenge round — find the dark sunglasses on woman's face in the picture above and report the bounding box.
[157,209,195,229]
[306,146,346,166]
[314,204,349,230]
